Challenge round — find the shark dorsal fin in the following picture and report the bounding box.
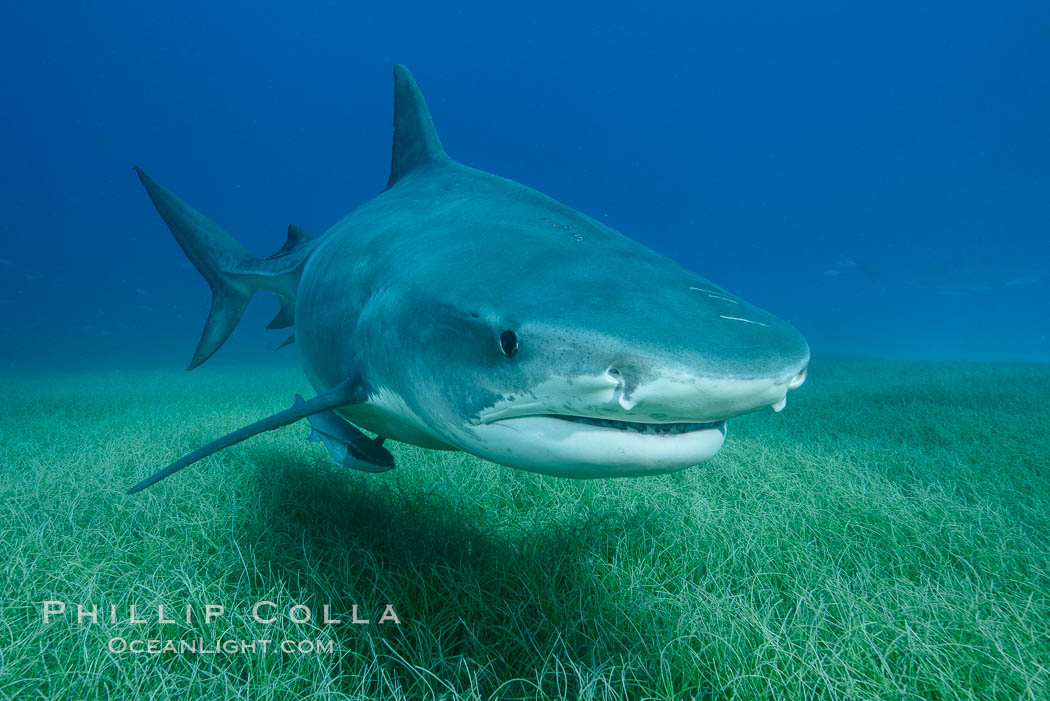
[387,64,448,188]
[267,224,311,260]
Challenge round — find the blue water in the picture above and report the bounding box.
[2,0,1048,370]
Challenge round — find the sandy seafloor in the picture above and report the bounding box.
[0,356,1047,699]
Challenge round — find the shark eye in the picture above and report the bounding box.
[499,330,519,357]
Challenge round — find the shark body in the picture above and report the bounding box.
[128,66,809,493]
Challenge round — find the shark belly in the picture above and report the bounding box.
[335,394,457,451]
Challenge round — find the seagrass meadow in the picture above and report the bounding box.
[0,356,1047,700]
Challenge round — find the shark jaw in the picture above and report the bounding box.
[466,414,729,478]
[459,365,807,478]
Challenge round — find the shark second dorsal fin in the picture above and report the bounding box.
[387,65,449,188]
[267,224,311,260]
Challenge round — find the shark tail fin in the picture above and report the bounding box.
[133,169,313,369]
[386,65,450,188]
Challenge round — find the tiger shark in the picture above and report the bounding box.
[127,65,809,494]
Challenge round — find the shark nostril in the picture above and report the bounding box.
[605,366,639,411]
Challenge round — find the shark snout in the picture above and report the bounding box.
[467,350,807,479]
[477,355,808,427]
[601,357,808,423]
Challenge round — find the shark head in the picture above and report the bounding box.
[355,224,809,477]
[472,281,809,478]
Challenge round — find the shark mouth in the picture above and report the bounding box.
[541,414,726,435]
[466,411,731,478]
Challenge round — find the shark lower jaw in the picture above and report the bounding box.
[464,415,729,478]
[538,414,726,435]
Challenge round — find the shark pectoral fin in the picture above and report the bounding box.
[126,379,364,494]
[303,404,395,474]
[311,431,395,474]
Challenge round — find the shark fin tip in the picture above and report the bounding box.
[387,64,447,187]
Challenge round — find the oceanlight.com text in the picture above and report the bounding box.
[108,637,336,655]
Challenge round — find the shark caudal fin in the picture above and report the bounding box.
[386,65,451,189]
[133,168,314,369]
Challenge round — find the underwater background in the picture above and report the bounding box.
[2,1,1050,700]
[1,0,1048,369]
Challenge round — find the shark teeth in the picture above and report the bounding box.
[545,415,725,435]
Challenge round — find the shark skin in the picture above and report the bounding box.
[127,65,809,493]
